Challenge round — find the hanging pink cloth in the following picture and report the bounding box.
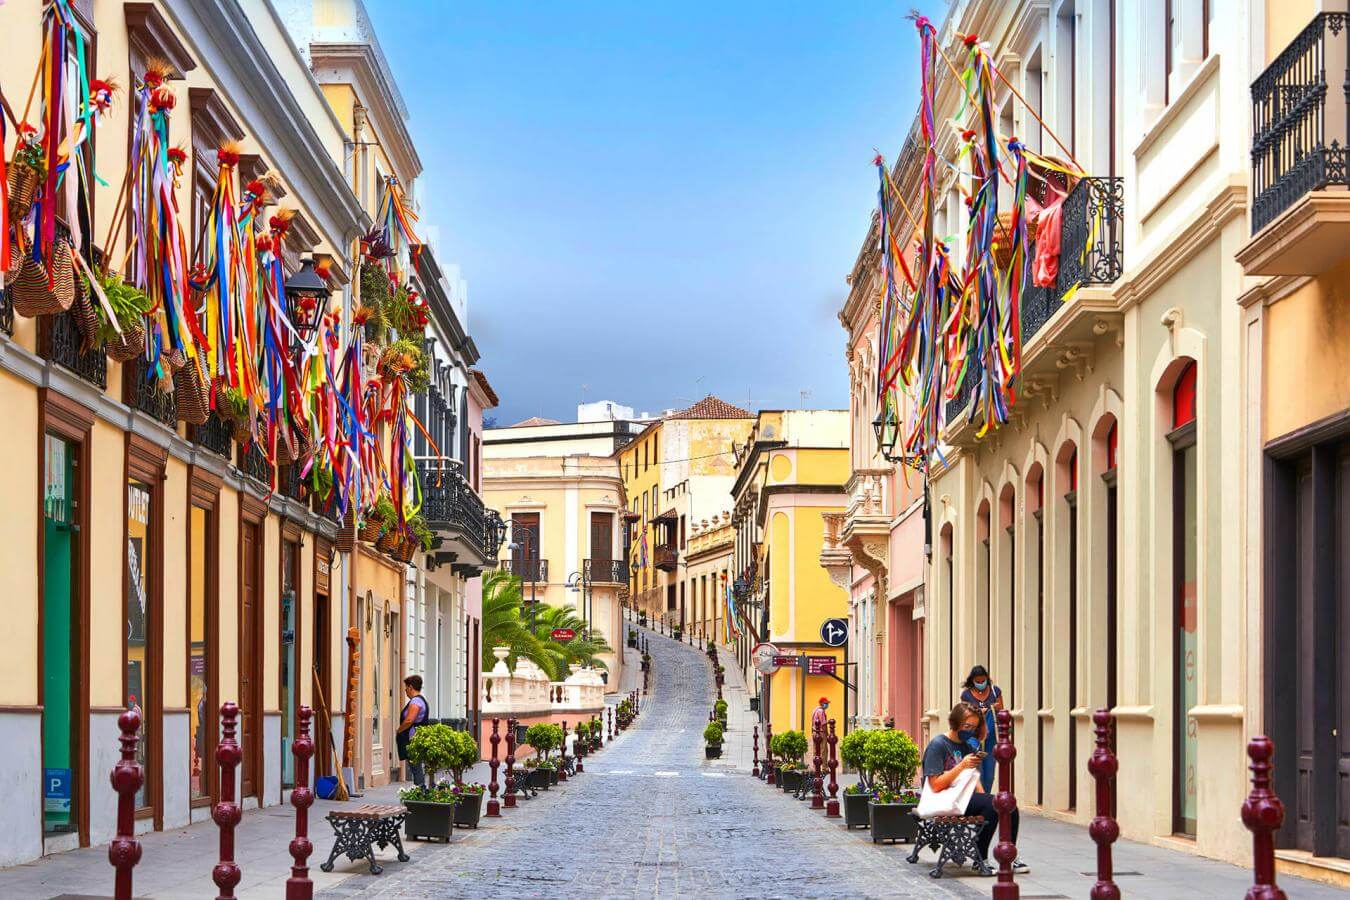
[1032,201,1064,287]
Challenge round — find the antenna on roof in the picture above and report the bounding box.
[800,389,812,409]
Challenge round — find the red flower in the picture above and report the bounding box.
[167,147,187,165]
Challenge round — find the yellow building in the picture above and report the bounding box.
[617,396,754,628]
[685,514,734,645]
[729,410,850,739]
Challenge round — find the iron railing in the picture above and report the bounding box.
[125,358,176,426]
[484,509,504,560]
[419,461,488,559]
[654,544,678,571]
[499,557,548,583]
[279,464,306,502]
[41,308,107,389]
[584,558,627,584]
[190,414,234,458]
[1251,12,1350,231]
[240,440,272,485]
[0,284,13,336]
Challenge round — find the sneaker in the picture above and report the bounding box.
[973,860,995,876]
[1012,859,1030,874]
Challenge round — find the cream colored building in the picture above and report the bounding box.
[685,514,734,645]
[481,453,627,688]
[856,0,1337,876]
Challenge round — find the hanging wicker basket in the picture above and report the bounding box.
[173,358,210,425]
[357,512,383,543]
[375,527,401,553]
[398,537,418,563]
[336,508,357,553]
[105,321,146,363]
[7,161,43,226]
[71,276,100,352]
[11,239,75,318]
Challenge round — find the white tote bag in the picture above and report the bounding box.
[916,767,981,819]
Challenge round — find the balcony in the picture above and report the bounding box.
[1238,12,1350,275]
[499,558,548,583]
[484,509,504,560]
[279,463,307,503]
[190,413,234,459]
[0,282,13,336]
[419,460,491,568]
[653,543,678,572]
[584,558,627,584]
[239,440,272,485]
[40,308,107,390]
[124,358,176,427]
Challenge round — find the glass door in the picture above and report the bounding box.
[43,434,79,837]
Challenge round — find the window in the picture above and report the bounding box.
[1103,421,1119,719]
[1029,470,1045,806]
[590,512,613,565]
[1063,445,1079,812]
[126,478,153,811]
[188,503,212,802]
[280,538,299,787]
[1055,0,1078,157]
[1169,361,1198,836]
[679,515,686,549]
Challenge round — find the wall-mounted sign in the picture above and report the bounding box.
[44,768,71,813]
[772,655,801,669]
[820,618,849,647]
[751,642,780,674]
[551,628,576,642]
[807,656,837,676]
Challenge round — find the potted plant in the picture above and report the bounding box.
[704,721,724,759]
[672,623,683,641]
[713,699,729,730]
[641,652,651,672]
[400,724,462,841]
[524,722,564,788]
[449,782,486,829]
[434,729,483,829]
[839,729,875,829]
[772,731,808,793]
[714,664,725,687]
[865,728,922,844]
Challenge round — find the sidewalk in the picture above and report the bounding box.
[651,630,1341,900]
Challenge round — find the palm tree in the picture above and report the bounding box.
[479,569,551,673]
[530,605,615,680]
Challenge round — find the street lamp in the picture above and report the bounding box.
[566,570,593,645]
[872,407,900,463]
[502,519,543,613]
[284,256,331,339]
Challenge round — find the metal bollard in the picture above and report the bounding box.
[992,709,1019,900]
[752,725,760,778]
[109,709,144,900]
[1088,710,1119,900]
[811,722,825,809]
[595,714,604,748]
[575,723,585,774]
[286,706,315,900]
[826,719,840,817]
[558,721,569,782]
[213,702,243,899]
[1241,736,1287,900]
[487,718,501,816]
[503,718,518,809]
[608,706,615,741]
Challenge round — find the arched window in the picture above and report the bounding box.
[1060,442,1080,812]
[1026,463,1046,807]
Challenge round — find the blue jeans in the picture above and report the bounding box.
[406,761,426,788]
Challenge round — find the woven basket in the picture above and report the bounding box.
[11,240,75,318]
[105,322,146,363]
[7,161,42,225]
[375,528,401,553]
[337,508,356,553]
[173,359,210,425]
[398,539,416,563]
[274,424,299,466]
[357,513,383,543]
[71,277,100,352]
[992,210,1042,270]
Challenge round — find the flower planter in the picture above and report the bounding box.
[868,801,920,844]
[528,768,551,790]
[453,791,484,829]
[705,743,722,759]
[403,799,456,843]
[842,791,871,829]
[549,768,560,786]
[779,769,803,793]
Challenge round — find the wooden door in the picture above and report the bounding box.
[314,592,330,777]
[512,512,540,581]
[239,521,260,799]
[1336,446,1350,858]
[590,512,613,565]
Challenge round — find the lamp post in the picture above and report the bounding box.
[566,569,593,642]
[501,519,543,622]
[283,257,331,342]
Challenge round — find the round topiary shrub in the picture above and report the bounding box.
[838,728,874,782]
[524,723,565,760]
[703,721,724,745]
[776,729,808,765]
[862,728,920,792]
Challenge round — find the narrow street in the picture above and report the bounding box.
[325,630,972,898]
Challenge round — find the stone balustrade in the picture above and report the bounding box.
[479,647,607,754]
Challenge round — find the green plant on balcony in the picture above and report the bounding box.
[409,513,434,551]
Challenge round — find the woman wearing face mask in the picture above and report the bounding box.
[960,665,1003,791]
[921,702,1028,874]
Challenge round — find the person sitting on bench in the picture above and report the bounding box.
[921,702,1029,875]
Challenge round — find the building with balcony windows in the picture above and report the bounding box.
[849,0,1325,875]
[1235,5,1350,872]
[729,409,849,737]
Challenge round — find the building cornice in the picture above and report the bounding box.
[308,41,423,182]
[164,0,368,252]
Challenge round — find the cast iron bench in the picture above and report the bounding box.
[906,814,992,878]
[319,804,411,875]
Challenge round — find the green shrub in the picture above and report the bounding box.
[524,722,565,760]
[862,728,920,792]
[703,721,723,744]
[775,729,808,764]
[407,724,464,786]
[838,728,874,775]
[713,699,728,717]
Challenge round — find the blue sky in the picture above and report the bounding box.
[365,1,938,424]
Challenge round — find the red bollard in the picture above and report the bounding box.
[826,719,840,817]
[765,722,776,784]
[286,706,315,900]
[503,718,518,809]
[810,722,825,809]
[1088,709,1119,900]
[487,717,502,816]
[1242,736,1287,900]
[992,709,1020,900]
[575,723,585,774]
[558,721,569,782]
[109,708,144,900]
[608,706,615,741]
[752,725,760,778]
[213,702,243,899]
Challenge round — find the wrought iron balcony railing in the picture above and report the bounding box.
[1251,12,1350,232]
[190,413,234,459]
[0,284,13,336]
[125,358,176,427]
[240,440,272,485]
[499,557,548,583]
[484,509,504,560]
[419,461,488,560]
[584,558,627,584]
[41,308,107,389]
[654,544,678,571]
[279,463,306,502]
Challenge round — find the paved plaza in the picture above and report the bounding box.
[0,626,1340,898]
